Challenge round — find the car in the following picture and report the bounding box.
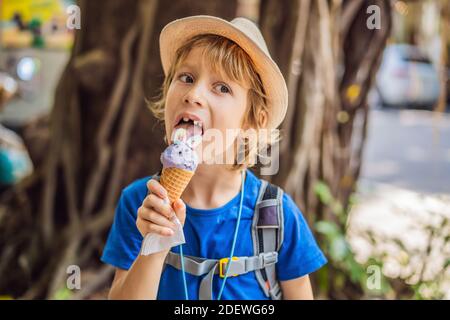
[372,44,441,109]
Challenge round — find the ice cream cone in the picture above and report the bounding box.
[159,167,194,204]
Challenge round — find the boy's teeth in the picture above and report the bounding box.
[183,117,189,122]
[193,120,201,127]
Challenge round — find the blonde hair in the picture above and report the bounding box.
[148,34,280,170]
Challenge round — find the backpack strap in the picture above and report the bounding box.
[252,180,284,300]
[164,251,278,300]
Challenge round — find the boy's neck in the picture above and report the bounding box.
[182,164,245,210]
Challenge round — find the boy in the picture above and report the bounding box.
[101,16,327,300]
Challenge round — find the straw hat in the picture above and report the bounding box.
[159,15,288,129]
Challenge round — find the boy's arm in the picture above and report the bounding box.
[108,249,169,300]
[280,275,314,300]
[107,179,186,300]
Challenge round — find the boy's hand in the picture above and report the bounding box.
[136,178,186,238]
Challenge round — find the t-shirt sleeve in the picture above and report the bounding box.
[100,187,144,270]
[276,193,327,281]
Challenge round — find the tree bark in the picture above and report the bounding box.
[0,0,237,299]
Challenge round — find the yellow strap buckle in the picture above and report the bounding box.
[219,257,239,278]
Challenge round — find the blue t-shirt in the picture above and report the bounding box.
[101,169,327,299]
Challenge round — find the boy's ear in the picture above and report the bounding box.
[241,110,267,130]
[259,110,268,128]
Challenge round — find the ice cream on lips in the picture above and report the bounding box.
[172,116,203,142]
[160,127,201,171]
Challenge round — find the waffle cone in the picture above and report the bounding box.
[159,167,194,204]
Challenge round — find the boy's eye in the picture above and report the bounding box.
[179,73,194,83]
[178,73,231,94]
[215,84,231,94]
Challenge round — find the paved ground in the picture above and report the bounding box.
[360,108,450,194]
[350,106,450,299]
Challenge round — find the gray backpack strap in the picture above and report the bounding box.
[165,251,278,300]
[252,180,284,300]
[165,252,219,300]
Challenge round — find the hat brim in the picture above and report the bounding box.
[159,15,288,129]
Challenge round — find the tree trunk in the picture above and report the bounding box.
[0,0,237,299]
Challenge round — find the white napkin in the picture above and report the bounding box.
[140,213,186,255]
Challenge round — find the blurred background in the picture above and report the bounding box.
[0,0,448,300]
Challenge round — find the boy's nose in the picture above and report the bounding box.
[183,85,206,107]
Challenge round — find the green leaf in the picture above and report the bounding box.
[316,265,330,294]
[315,221,341,238]
[347,260,365,283]
[443,259,450,270]
[335,273,345,290]
[332,201,344,217]
[330,236,350,262]
[314,181,333,205]
[348,193,358,207]
[53,287,73,300]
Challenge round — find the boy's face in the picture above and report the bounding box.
[165,46,249,163]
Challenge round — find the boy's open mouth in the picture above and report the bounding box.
[173,114,204,138]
